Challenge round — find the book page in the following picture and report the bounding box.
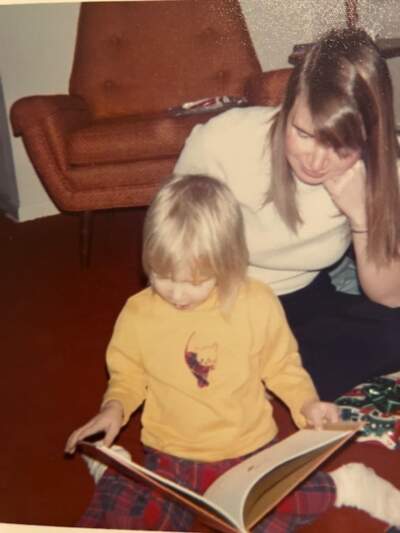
[203,428,356,530]
[242,442,341,527]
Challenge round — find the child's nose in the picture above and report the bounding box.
[171,285,185,302]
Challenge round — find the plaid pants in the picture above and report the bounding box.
[78,444,335,532]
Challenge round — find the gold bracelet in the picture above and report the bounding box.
[351,228,368,233]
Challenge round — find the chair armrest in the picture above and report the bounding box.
[10,94,93,175]
[10,94,90,136]
[245,68,293,107]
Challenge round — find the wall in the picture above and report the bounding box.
[0,2,79,221]
[239,0,314,71]
[1,0,399,222]
[357,0,400,131]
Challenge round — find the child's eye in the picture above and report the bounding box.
[196,277,216,287]
[151,273,169,282]
[190,280,205,287]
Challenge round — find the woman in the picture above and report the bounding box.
[174,28,400,400]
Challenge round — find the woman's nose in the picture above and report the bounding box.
[308,144,329,173]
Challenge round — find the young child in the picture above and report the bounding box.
[65,174,400,531]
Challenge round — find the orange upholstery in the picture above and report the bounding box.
[66,114,216,166]
[69,1,261,119]
[10,0,291,264]
[246,68,293,107]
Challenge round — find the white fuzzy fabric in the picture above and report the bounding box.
[82,444,132,483]
[330,462,400,527]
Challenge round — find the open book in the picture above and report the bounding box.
[78,423,359,533]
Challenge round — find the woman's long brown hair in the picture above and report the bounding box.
[268,28,400,265]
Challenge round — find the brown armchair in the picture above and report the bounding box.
[10,0,292,265]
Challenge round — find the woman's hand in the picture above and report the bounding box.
[301,399,340,430]
[323,159,367,230]
[64,400,124,454]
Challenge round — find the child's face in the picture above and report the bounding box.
[150,269,216,310]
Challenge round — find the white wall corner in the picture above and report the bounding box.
[17,199,59,223]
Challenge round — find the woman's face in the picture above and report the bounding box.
[285,96,361,185]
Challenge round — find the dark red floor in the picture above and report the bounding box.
[0,210,396,532]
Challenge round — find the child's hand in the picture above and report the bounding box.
[64,400,124,454]
[301,399,340,430]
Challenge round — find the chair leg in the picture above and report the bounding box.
[80,210,93,268]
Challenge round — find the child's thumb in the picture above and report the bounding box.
[103,425,119,447]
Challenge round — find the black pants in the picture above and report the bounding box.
[279,272,400,401]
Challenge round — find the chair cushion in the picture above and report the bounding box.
[69,1,261,119]
[67,113,211,166]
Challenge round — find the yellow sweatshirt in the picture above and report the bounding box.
[103,277,318,461]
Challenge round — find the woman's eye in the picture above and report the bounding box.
[296,128,310,139]
[337,148,352,159]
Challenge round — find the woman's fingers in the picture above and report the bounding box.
[323,161,367,226]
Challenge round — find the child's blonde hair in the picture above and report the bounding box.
[142,174,249,310]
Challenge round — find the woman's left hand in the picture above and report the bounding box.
[323,159,367,230]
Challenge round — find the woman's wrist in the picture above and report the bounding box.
[351,227,368,234]
[348,213,367,233]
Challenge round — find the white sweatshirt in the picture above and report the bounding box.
[174,106,351,295]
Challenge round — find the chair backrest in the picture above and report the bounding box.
[69,0,261,119]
